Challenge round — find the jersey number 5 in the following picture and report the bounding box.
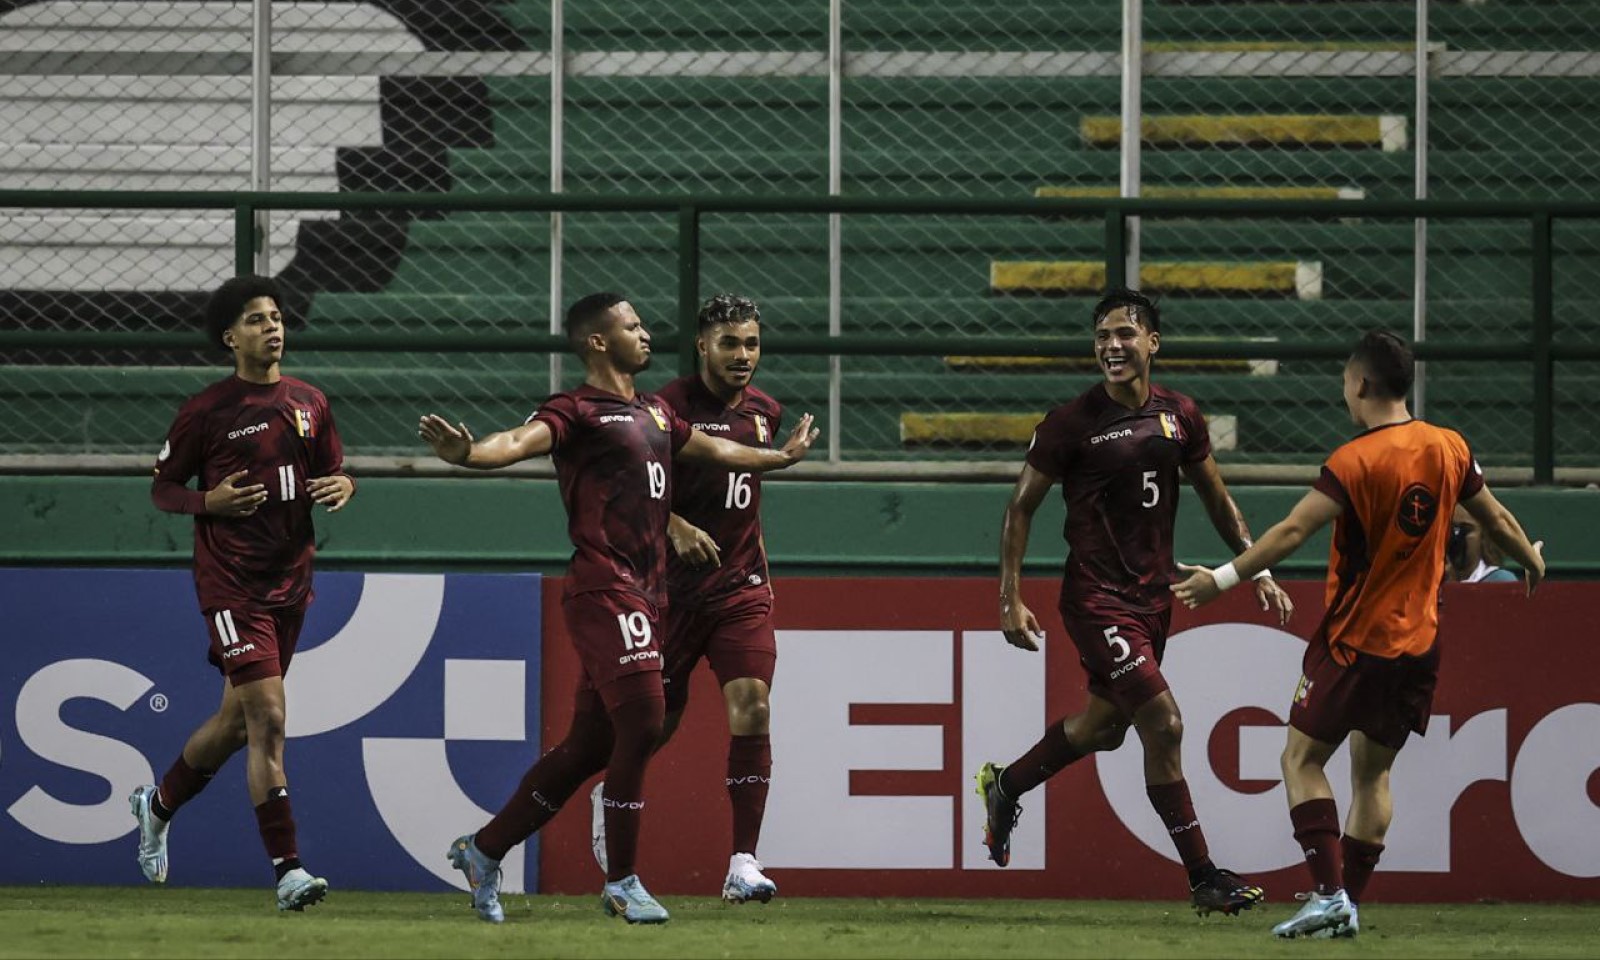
[1141,470,1159,508]
[1103,625,1131,663]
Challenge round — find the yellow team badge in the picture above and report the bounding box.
[295,409,316,438]
[1293,674,1314,707]
[1159,412,1181,441]
[648,405,670,432]
[754,414,770,444]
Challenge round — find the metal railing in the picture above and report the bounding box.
[3,189,1599,483]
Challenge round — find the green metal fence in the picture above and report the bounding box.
[2,190,1598,484]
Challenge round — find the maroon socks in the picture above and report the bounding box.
[154,756,215,820]
[1341,835,1384,903]
[998,719,1083,798]
[727,734,772,855]
[254,786,298,878]
[1290,798,1344,895]
[1146,779,1213,875]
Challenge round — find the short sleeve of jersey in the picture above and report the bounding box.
[314,395,345,477]
[753,391,785,442]
[665,400,692,453]
[531,392,581,450]
[1457,432,1486,500]
[1179,395,1212,464]
[154,401,204,484]
[1024,409,1075,478]
[1314,448,1356,510]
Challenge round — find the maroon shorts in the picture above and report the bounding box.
[1060,598,1173,718]
[563,590,665,709]
[662,593,776,713]
[1290,638,1441,751]
[204,605,305,687]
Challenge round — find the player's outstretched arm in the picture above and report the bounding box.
[1182,455,1295,624]
[1461,486,1546,595]
[999,464,1054,652]
[418,414,553,469]
[679,413,819,472]
[1172,488,1341,608]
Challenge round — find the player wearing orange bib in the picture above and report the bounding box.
[1172,331,1544,940]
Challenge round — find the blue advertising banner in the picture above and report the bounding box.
[0,569,542,893]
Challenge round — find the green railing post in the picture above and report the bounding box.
[233,202,255,277]
[676,204,701,378]
[1531,212,1555,484]
[1104,208,1127,289]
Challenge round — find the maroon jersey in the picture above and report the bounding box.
[656,375,783,607]
[533,385,692,604]
[1026,382,1211,612]
[152,374,345,611]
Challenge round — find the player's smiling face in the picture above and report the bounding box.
[700,319,761,393]
[1093,307,1157,386]
[226,296,284,368]
[601,301,653,374]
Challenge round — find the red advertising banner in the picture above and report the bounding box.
[539,578,1600,902]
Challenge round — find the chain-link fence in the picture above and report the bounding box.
[2,0,1597,474]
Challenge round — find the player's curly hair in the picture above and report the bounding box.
[1092,287,1161,334]
[1350,330,1414,399]
[204,275,283,352]
[697,293,761,331]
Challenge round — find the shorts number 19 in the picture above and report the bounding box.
[617,611,653,650]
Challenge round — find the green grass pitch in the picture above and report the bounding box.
[3,887,1596,959]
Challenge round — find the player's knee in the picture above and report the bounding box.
[729,697,770,735]
[1094,723,1130,752]
[1280,743,1318,779]
[1141,711,1184,751]
[224,715,250,750]
[245,703,287,745]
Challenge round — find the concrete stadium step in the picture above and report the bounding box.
[0,143,346,192]
[1079,115,1408,151]
[0,1,423,54]
[991,261,1323,299]
[0,212,302,291]
[0,76,387,147]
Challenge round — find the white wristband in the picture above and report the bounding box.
[1213,562,1241,592]
[1252,568,1273,581]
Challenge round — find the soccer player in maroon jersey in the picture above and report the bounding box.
[418,292,818,925]
[130,275,354,911]
[587,294,784,903]
[975,288,1292,916]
